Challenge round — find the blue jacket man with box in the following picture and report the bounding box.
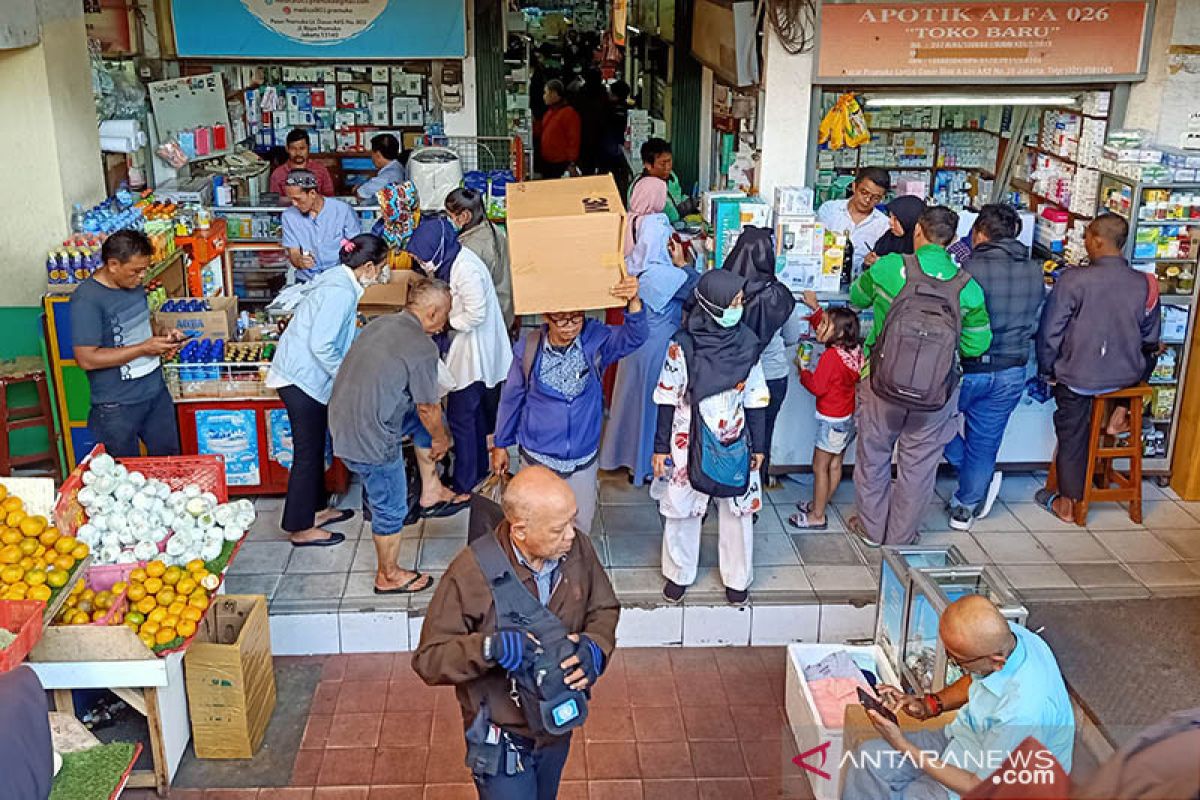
[493,307,647,532]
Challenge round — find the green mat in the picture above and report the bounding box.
[50,742,138,800]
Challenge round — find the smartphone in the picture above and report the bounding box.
[857,687,898,725]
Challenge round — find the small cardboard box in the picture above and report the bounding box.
[154,296,239,340]
[184,595,276,759]
[359,267,419,318]
[506,175,626,314]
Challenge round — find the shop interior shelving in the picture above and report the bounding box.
[1097,174,1200,474]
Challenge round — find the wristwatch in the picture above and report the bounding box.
[482,634,496,664]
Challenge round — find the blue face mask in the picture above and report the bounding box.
[715,305,744,328]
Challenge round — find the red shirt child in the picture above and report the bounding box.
[799,307,863,419]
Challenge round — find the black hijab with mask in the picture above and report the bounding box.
[720,226,796,353]
[679,270,763,402]
[872,195,926,257]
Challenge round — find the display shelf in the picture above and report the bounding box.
[143,249,185,286]
[1130,219,1200,227]
[1133,258,1197,264]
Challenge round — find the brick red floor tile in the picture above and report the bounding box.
[317,747,376,786]
[675,671,729,706]
[379,711,435,748]
[729,705,787,742]
[424,740,470,784]
[327,713,384,749]
[588,779,644,800]
[631,706,685,742]
[392,651,413,671]
[344,653,396,682]
[422,785,475,800]
[715,650,768,677]
[720,675,777,707]
[681,705,737,741]
[312,683,342,715]
[165,791,205,800]
[370,746,431,785]
[627,676,679,707]
[388,681,439,713]
[669,648,718,674]
[202,791,259,800]
[264,790,316,800]
[697,777,754,800]
[636,741,693,779]
[741,739,791,779]
[293,751,324,786]
[622,648,672,672]
[321,655,349,682]
[643,778,699,800]
[590,670,630,707]
[563,739,588,779]
[337,681,392,715]
[751,775,815,800]
[558,781,589,800]
[302,715,333,750]
[690,740,748,778]
[312,789,370,800]
[367,787,423,800]
[584,704,636,741]
[585,741,641,779]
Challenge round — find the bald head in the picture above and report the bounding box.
[939,595,1013,673]
[1085,213,1129,261]
[504,466,578,562]
[406,275,452,334]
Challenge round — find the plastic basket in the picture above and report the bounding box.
[0,599,47,671]
[118,455,229,504]
[67,563,137,627]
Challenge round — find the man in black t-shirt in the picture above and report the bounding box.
[69,230,183,457]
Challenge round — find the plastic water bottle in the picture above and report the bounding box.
[70,203,85,234]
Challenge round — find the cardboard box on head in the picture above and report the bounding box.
[506,175,627,315]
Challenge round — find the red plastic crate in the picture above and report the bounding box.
[0,599,47,672]
[119,455,228,504]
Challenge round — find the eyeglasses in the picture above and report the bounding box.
[546,313,584,326]
[945,631,1017,670]
[854,185,886,204]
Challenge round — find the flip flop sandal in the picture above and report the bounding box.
[321,509,356,526]
[795,500,814,514]
[291,532,346,548]
[787,511,828,531]
[374,572,435,595]
[420,498,470,519]
[1034,489,1073,523]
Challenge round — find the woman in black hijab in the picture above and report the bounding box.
[868,194,926,263]
[651,270,771,606]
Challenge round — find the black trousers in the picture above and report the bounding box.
[87,386,180,458]
[1052,383,1095,501]
[278,384,329,532]
[763,377,790,478]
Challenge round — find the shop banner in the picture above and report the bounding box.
[816,1,1150,83]
[612,0,628,46]
[172,0,466,59]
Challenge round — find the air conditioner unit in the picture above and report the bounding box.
[691,0,759,87]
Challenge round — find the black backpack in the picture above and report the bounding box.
[869,254,970,412]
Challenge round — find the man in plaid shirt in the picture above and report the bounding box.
[943,205,1044,530]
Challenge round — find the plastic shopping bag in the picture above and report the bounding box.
[468,472,509,544]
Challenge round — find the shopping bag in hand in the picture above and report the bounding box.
[468,473,509,544]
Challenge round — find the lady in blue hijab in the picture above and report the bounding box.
[405,217,512,497]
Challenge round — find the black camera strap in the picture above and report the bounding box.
[470,532,572,651]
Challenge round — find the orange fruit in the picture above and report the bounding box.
[53,555,76,572]
[147,606,167,624]
[176,619,197,639]
[111,581,128,596]
[69,610,90,625]
[0,485,7,502]
[186,559,205,574]
[188,593,209,610]
[135,596,156,615]
[33,544,47,558]
[94,591,113,610]
[0,529,20,546]
[19,515,46,537]
[167,600,186,617]
[54,536,76,555]
[130,568,147,584]
[18,557,34,572]
[38,529,59,548]
[140,620,160,636]
[155,627,177,645]
[71,542,89,561]
[145,561,166,578]
[162,614,180,630]
[0,544,20,565]
[46,568,69,588]
[1,495,22,512]
[181,606,204,623]
[0,565,21,584]
[127,584,147,602]
[18,538,38,556]
[9,581,28,594]
[139,632,157,649]
[162,566,183,586]
[143,577,163,595]
[92,609,108,622]
[24,569,47,587]
[5,510,26,529]
[175,577,197,596]
[125,618,140,632]
[28,584,51,602]
[156,589,176,607]
[125,611,145,627]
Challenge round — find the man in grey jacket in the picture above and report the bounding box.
[944,205,1044,530]
[1034,214,1160,523]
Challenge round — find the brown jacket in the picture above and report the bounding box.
[411,523,620,742]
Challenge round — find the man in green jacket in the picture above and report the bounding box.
[847,205,992,546]
[628,138,693,225]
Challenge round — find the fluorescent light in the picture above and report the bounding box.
[865,95,1078,107]
[626,24,642,34]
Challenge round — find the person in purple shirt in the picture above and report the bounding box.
[491,275,647,533]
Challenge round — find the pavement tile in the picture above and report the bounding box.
[584,705,636,741]
[317,747,375,785]
[326,712,383,748]
[421,512,468,537]
[971,531,1055,564]
[729,705,787,742]
[367,789,422,800]
[1008,502,1079,533]
[1152,528,1200,560]
[681,704,736,740]
[379,712,434,748]
[789,533,862,565]
[752,534,802,566]
[587,779,644,800]
[301,714,332,749]
[1083,505,1145,530]
[370,746,430,785]
[292,750,324,786]
[586,741,640,779]
[803,565,874,601]
[1029,530,1113,563]
[602,504,665,534]
[642,779,699,800]
[344,653,395,681]
[335,680,391,715]
[1124,561,1200,595]
[628,675,679,707]
[637,741,694,778]
[668,648,718,674]
[421,787,474,800]
[228,541,293,575]
[632,705,686,741]
[311,789,369,800]
[608,534,663,567]
[276,572,350,601]
[915,531,989,563]
[1092,530,1181,563]
[1140,502,1200,529]
[689,740,748,778]
[598,472,656,504]
[697,778,754,799]
[610,568,666,598]
[1060,563,1151,600]
[416,539,466,571]
[745,566,815,595]
[224,573,282,599]
[675,672,729,709]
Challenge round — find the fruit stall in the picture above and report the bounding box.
[0,445,258,796]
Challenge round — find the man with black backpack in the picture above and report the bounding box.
[490,275,646,533]
[848,206,993,546]
[413,466,619,800]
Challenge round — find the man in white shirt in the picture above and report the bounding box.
[356,133,407,201]
[816,166,892,278]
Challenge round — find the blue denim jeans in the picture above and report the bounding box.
[87,386,180,458]
[944,367,1027,511]
[343,451,409,536]
[473,734,571,800]
[841,729,951,800]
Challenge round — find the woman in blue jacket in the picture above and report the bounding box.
[267,233,385,547]
[490,274,647,532]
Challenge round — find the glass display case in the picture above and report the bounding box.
[902,566,1027,693]
[875,545,967,684]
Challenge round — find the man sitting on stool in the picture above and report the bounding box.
[413,466,619,799]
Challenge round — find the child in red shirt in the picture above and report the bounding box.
[790,291,863,530]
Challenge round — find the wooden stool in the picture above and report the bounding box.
[1047,384,1152,526]
[0,367,63,479]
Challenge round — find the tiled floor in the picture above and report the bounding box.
[139,649,813,800]
[228,470,1200,625]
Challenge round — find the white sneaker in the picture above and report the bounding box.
[977,472,1004,519]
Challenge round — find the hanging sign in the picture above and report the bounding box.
[172,0,466,59]
[816,1,1151,83]
[612,0,629,46]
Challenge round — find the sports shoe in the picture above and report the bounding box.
[948,504,975,531]
[977,472,1004,519]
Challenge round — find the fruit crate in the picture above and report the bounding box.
[52,562,135,628]
[0,599,46,671]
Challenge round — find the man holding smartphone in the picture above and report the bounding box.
[844,596,1075,799]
